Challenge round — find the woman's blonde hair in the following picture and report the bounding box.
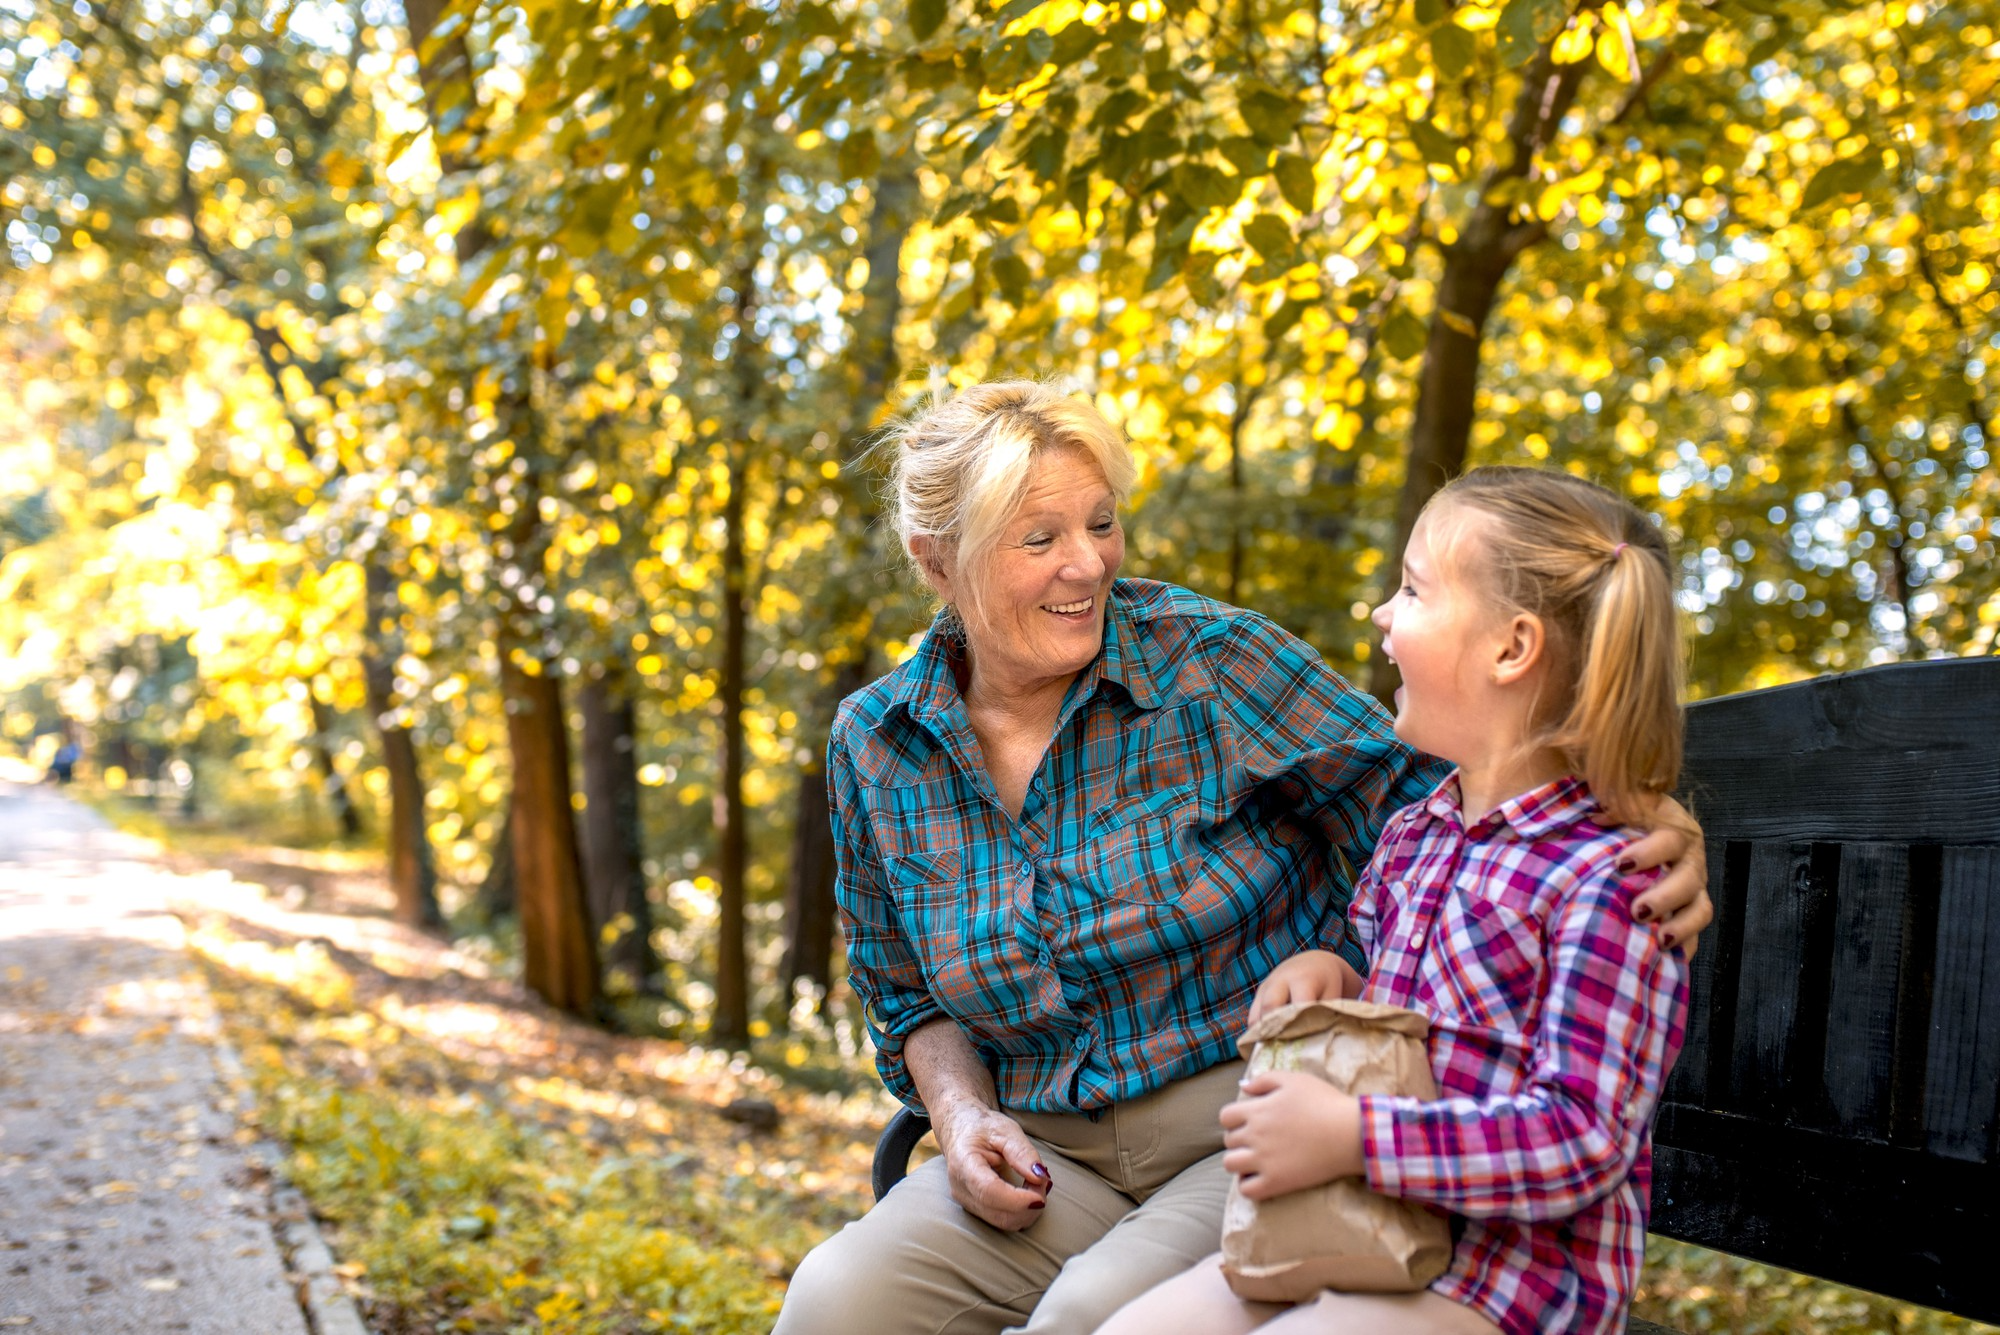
[1424,466,1685,827]
[882,379,1136,620]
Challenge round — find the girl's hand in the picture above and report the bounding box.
[932,1100,1052,1231]
[1247,950,1365,1024]
[1219,1071,1363,1200]
[1601,792,1711,956]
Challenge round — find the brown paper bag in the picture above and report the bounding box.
[1219,998,1454,1302]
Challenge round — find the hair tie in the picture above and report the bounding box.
[1611,542,1629,558]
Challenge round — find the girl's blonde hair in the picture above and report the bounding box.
[883,379,1136,621]
[1424,466,1685,827]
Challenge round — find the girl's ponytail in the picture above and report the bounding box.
[1426,467,1685,828]
[1555,537,1685,827]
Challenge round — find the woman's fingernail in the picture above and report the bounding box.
[1617,858,1637,873]
[1634,903,1653,923]
[1661,932,1678,950]
[1028,1199,1046,1210]
[1031,1163,1050,1181]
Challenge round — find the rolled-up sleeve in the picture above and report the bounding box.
[826,728,944,1110]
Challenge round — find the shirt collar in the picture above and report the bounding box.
[874,581,1175,734]
[1419,771,1601,840]
[877,612,965,732]
[1095,583,1172,712]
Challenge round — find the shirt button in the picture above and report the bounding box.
[1019,861,1033,879]
[1072,1033,1089,1052]
[1411,930,1427,951]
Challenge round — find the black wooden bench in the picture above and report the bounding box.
[870,656,2000,1330]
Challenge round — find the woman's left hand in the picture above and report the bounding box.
[1602,792,1710,955]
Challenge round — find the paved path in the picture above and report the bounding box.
[0,779,326,1334]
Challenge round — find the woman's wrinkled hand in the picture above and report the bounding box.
[932,1100,1052,1231]
[1247,950,1364,1025]
[1601,791,1711,956]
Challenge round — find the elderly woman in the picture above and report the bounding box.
[774,383,1710,1335]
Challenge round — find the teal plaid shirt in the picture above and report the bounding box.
[829,579,1444,1115]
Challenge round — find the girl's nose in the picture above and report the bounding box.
[1370,599,1392,632]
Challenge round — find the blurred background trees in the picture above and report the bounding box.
[3,0,1995,1037]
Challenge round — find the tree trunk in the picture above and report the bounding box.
[502,650,599,1015]
[363,557,444,928]
[579,664,660,996]
[779,655,875,1018]
[479,795,517,920]
[306,693,362,838]
[712,437,752,1047]
[1365,50,1590,705]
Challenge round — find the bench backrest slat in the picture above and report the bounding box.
[1658,656,2000,1323]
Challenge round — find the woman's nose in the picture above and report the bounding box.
[1061,535,1106,580]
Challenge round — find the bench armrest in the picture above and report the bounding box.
[871,1107,933,1202]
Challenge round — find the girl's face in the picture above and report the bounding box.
[1370,508,1507,765]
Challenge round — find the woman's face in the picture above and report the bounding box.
[948,446,1125,696]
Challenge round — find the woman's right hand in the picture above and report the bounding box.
[1247,949,1363,1024]
[933,1100,1052,1231]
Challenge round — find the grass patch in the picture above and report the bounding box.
[185,908,887,1334]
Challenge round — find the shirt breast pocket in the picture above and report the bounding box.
[1086,782,1221,906]
[1430,884,1546,1033]
[885,846,967,968]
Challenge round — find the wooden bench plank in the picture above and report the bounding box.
[1924,845,2000,1162]
[1680,657,2000,844]
[1822,842,1913,1141]
[1727,841,1840,1124]
[1651,1107,2000,1321]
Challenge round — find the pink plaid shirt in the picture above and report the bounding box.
[1351,774,1688,1335]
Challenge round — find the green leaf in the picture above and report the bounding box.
[1274,154,1317,212]
[1408,119,1460,172]
[1430,24,1476,79]
[1052,20,1099,63]
[1021,130,1068,184]
[1171,161,1241,212]
[1497,0,1563,65]
[838,129,882,180]
[1026,28,1054,66]
[934,191,978,225]
[1413,0,1446,24]
[993,0,1041,20]
[975,197,1023,225]
[1242,212,1297,264]
[1238,85,1299,146]
[990,253,1033,304]
[1220,136,1270,177]
[1746,24,1790,66]
[1798,148,1884,211]
[1381,308,1429,359]
[1265,298,1306,340]
[911,0,947,38]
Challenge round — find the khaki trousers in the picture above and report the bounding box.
[773,1060,1245,1335]
[1095,1254,1502,1335]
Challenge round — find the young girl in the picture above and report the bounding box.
[1096,467,1691,1335]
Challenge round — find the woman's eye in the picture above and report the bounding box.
[1090,519,1116,535]
[1021,533,1053,549]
